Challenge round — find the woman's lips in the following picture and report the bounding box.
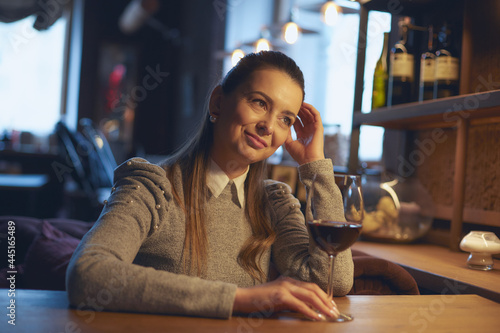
[245,131,268,149]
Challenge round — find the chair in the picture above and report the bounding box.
[79,118,116,188]
[55,121,113,220]
[54,121,96,200]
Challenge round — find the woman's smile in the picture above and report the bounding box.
[244,131,268,149]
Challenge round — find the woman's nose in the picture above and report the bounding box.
[257,120,273,136]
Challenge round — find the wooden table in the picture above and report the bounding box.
[2,289,500,332]
[353,241,500,302]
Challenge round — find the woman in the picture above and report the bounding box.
[66,51,353,321]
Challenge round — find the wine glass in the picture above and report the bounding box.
[334,174,364,224]
[306,174,364,322]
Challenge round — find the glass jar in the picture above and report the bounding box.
[361,173,434,243]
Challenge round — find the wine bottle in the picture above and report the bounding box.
[372,32,389,110]
[388,17,414,106]
[433,22,459,98]
[418,25,435,102]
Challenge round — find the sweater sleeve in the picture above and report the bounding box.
[66,158,237,319]
[266,159,354,295]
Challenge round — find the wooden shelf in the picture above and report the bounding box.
[353,89,500,129]
[353,241,500,303]
[434,205,500,228]
[349,0,500,251]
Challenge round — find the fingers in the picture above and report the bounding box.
[276,277,339,320]
[295,103,316,135]
[299,102,322,125]
[292,120,306,141]
[233,278,340,321]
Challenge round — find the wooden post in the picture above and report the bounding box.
[450,118,469,251]
[348,6,368,174]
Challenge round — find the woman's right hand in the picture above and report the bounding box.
[232,276,340,320]
[284,102,325,166]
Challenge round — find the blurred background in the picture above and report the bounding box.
[1,0,498,245]
[0,0,386,162]
[0,0,386,220]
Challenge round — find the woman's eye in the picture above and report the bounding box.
[282,117,292,127]
[253,99,266,109]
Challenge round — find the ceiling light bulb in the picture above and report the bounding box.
[231,49,245,66]
[321,1,341,26]
[283,22,300,44]
[255,38,271,52]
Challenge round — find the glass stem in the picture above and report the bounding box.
[327,254,337,299]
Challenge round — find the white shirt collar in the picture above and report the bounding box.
[207,160,248,208]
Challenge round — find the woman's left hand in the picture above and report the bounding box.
[284,102,325,165]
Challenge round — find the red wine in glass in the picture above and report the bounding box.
[306,174,363,322]
[307,221,362,256]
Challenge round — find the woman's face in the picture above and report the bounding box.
[210,68,303,176]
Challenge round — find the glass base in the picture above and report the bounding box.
[326,312,353,322]
[280,310,354,322]
[466,253,494,270]
[467,263,493,271]
[313,311,353,322]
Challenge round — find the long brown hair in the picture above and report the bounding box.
[161,51,305,282]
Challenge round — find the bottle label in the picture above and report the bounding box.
[435,56,459,80]
[390,53,414,79]
[420,58,435,82]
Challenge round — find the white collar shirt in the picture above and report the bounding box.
[207,160,249,208]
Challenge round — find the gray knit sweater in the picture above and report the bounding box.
[66,158,353,319]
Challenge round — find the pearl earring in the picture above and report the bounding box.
[209,115,217,123]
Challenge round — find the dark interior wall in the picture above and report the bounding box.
[172,0,227,152]
[77,0,226,157]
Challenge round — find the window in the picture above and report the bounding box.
[0,15,67,136]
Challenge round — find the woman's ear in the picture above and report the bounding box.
[209,85,223,119]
